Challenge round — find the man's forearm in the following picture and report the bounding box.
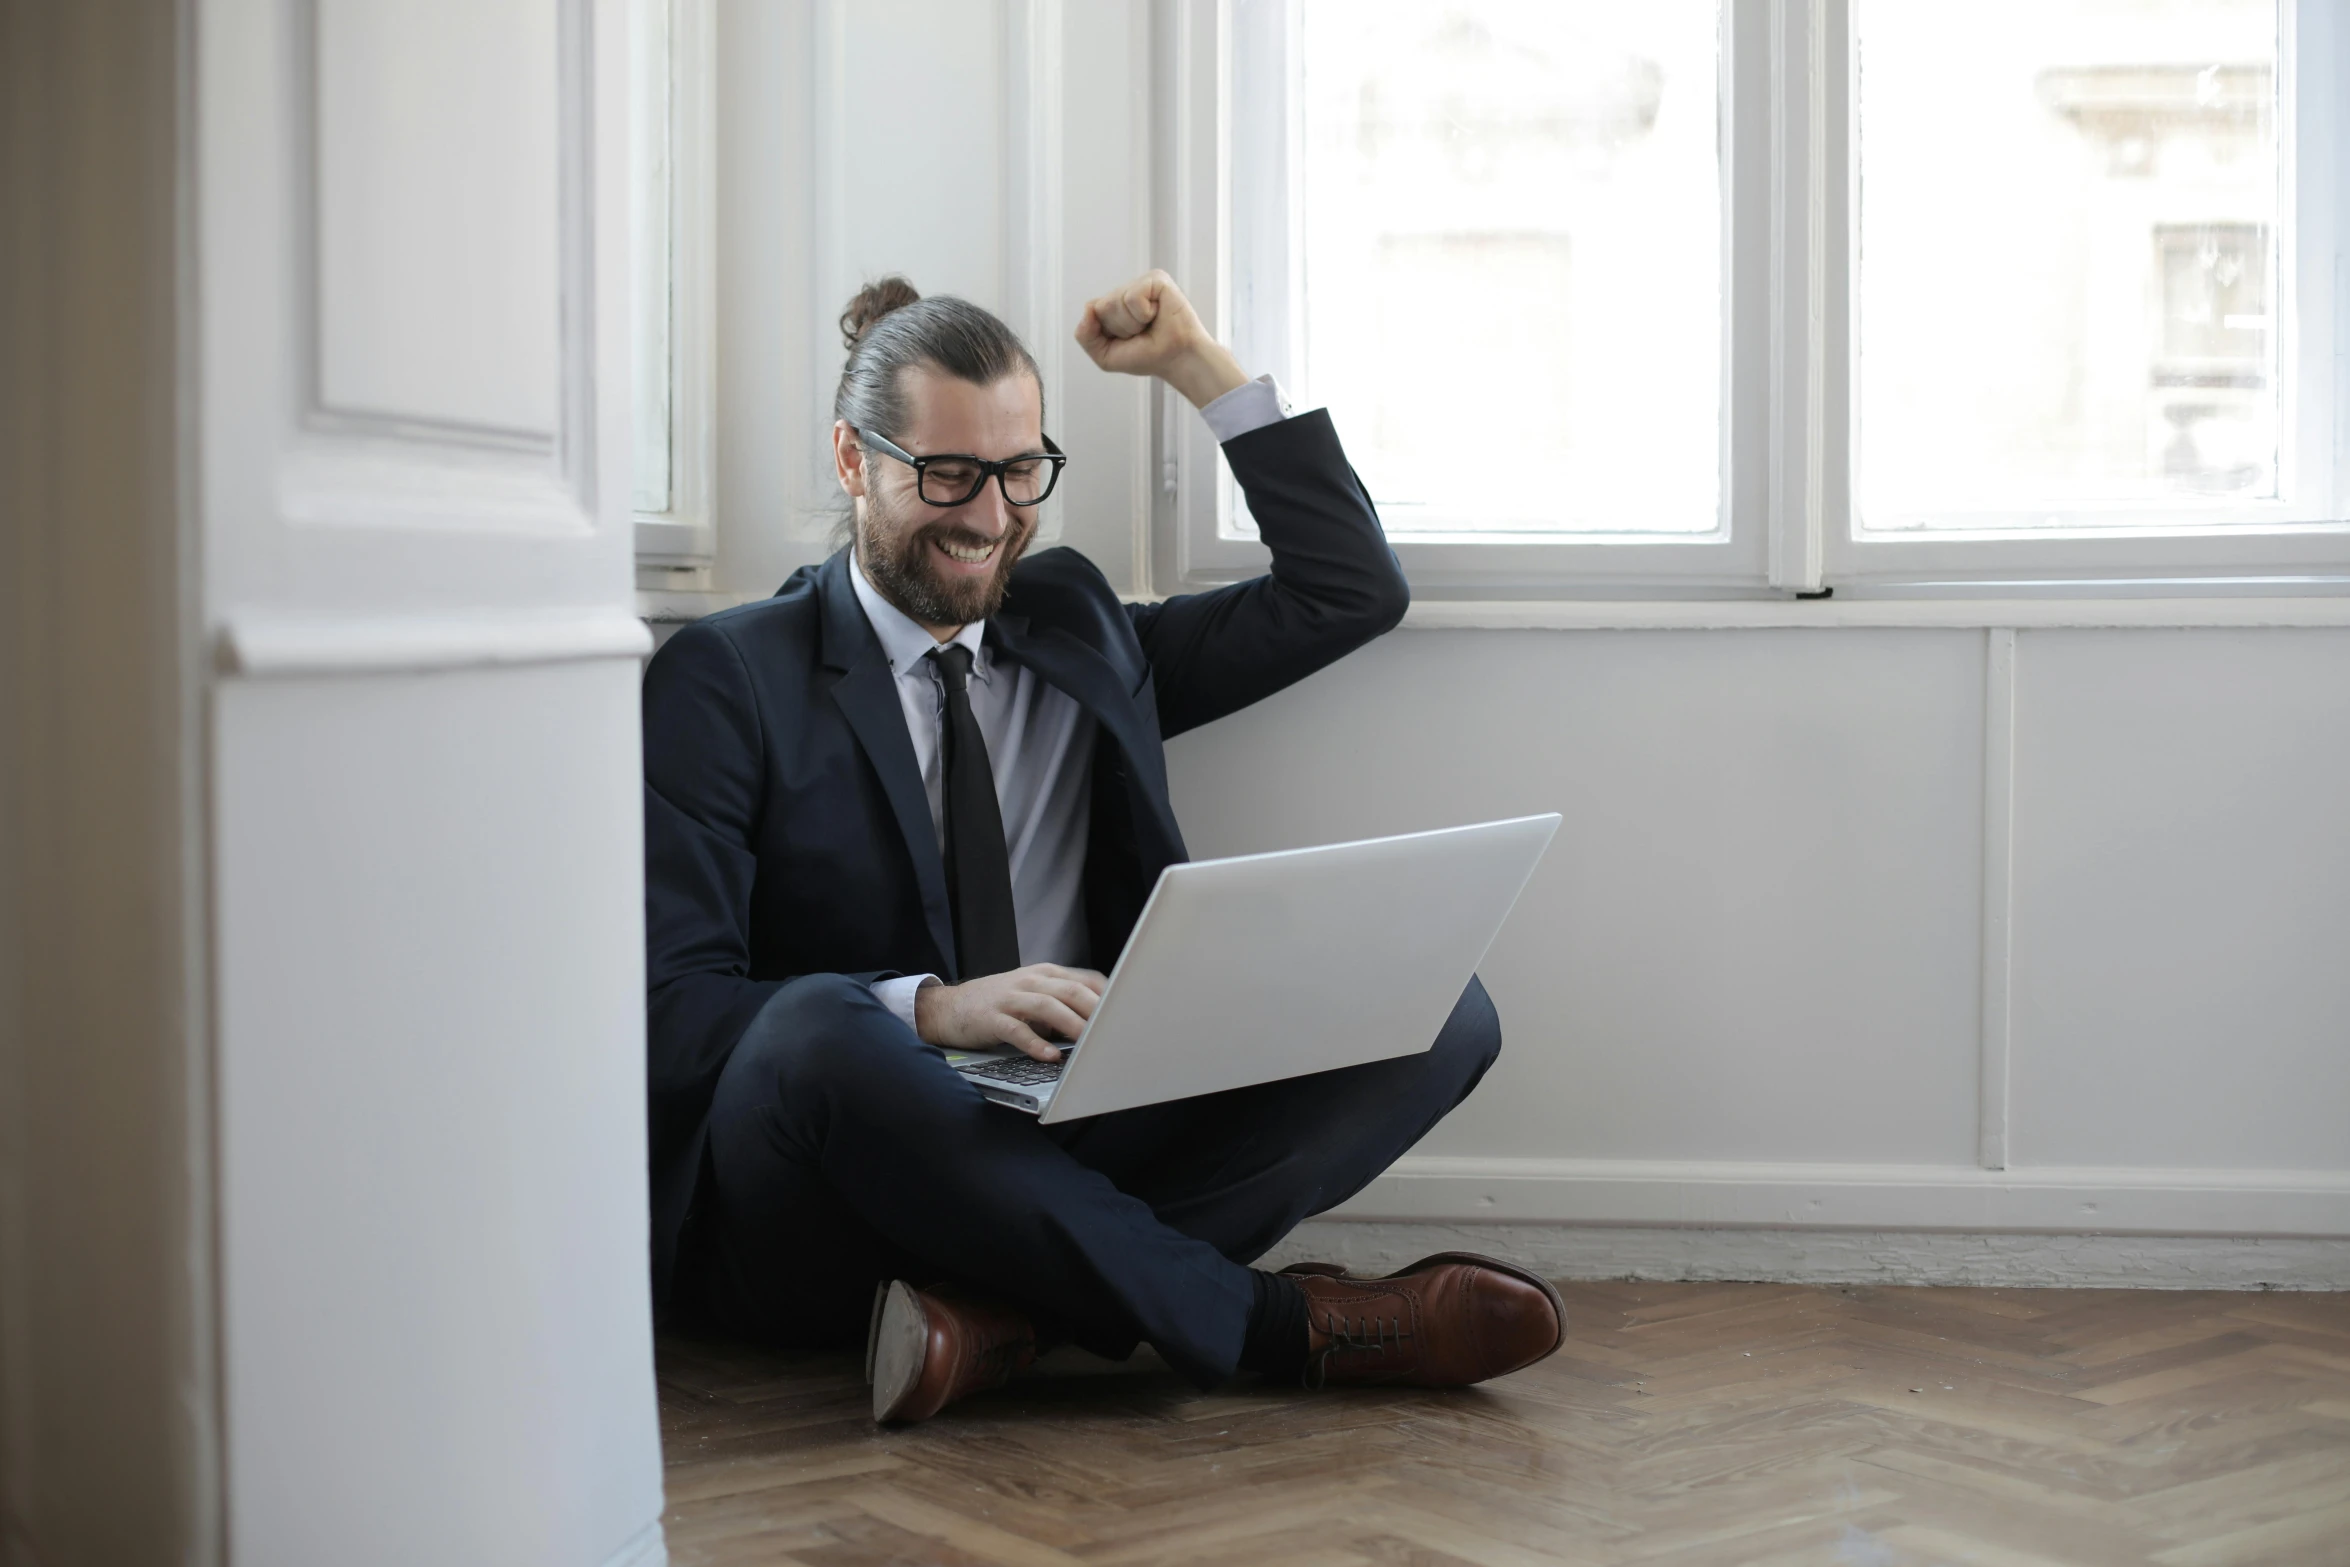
[1159,340,1251,410]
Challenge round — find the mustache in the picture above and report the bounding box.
[909,516,1032,557]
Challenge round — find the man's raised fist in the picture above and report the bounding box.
[1075,270,1250,410]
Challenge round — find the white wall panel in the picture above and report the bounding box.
[215,662,660,1567]
[203,0,626,618]
[2010,629,2350,1171]
[1166,628,1990,1167]
[315,0,561,436]
[712,0,1151,596]
[823,0,1006,332]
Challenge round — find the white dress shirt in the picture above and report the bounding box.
[861,374,1295,1030]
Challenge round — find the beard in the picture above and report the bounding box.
[857,488,1035,629]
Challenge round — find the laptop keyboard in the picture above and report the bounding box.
[960,1054,1067,1085]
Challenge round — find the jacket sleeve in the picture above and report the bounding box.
[642,618,849,1139]
[1126,407,1409,738]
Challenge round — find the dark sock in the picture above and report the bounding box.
[1237,1269,1310,1382]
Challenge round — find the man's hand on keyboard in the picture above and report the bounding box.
[913,963,1108,1062]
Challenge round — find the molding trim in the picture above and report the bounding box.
[1157,0,1251,589]
[218,609,652,677]
[1004,0,1067,543]
[1978,626,2017,1169]
[1398,595,2350,631]
[635,589,2350,633]
[809,0,850,372]
[1764,0,1827,593]
[296,0,593,472]
[630,0,719,569]
[1332,1156,2350,1238]
[1267,1220,2350,1291]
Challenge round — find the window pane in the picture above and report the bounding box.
[1855,0,2283,529]
[630,0,674,517]
[1295,1,1722,536]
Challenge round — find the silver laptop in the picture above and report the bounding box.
[942,813,1560,1123]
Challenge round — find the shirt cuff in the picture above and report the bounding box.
[1198,373,1293,443]
[871,973,939,1034]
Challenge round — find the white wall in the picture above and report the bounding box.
[1168,627,2350,1246]
[710,0,1153,601]
[707,1,2349,1280]
[212,666,656,1566]
[1173,628,1992,1168]
[197,0,666,1563]
[2007,630,2350,1171]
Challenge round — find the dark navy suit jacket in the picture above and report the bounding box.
[640,409,1407,1299]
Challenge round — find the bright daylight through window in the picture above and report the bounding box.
[1856,0,2292,531]
[1291,0,1722,539]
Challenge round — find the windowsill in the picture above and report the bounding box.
[637,585,2350,634]
[1398,592,2350,631]
[637,587,765,623]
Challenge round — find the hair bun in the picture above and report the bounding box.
[840,276,922,350]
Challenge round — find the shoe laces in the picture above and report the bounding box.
[1304,1311,1413,1390]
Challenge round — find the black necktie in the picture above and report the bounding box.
[929,645,1021,979]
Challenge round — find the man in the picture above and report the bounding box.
[643,269,1564,1423]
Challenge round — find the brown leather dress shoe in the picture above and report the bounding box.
[1282,1252,1566,1389]
[866,1280,1040,1424]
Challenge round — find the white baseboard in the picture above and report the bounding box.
[598,1520,667,1567]
[1263,1221,2350,1290]
[1331,1156,2350,1237]
[1276,1157,2350,1289]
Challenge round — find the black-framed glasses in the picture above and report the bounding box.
[856,427,1067,507]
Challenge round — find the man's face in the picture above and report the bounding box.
[839,366,1045,633]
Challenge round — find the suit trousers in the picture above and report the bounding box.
[672,971,1503,1386]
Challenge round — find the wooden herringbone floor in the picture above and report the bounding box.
[657,1282,2350,1565]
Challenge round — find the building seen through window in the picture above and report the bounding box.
[1294,0,1722,538]
[1284,0,2291,542]
[1857,0,2282,528]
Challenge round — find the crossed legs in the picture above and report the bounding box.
[676,972,1502,1386]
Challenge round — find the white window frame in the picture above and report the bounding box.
[1164,0,2350,601]
[633,0,717,573]
[1166,0,1786,596]
[1826,0,2350,591]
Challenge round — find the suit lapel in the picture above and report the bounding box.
[988,615,1183,867]
[816,552,957,975]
